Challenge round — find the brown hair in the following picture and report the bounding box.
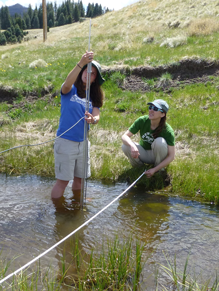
[152,114,167,139]
[74,68,104,108]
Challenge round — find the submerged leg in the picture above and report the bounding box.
[72,176,82,204]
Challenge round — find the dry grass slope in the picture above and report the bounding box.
[0,0,219,55]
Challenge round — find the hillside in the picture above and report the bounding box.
[1,0,219,55]
[1,0,219,91]
[8,3,28,16]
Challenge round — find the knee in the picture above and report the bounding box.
[152,137,167,150]
[56,179,69,189]
[122,143,130,155]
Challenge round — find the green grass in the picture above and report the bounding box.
[1,243,219,290]
[158,252,219,291]
[1,73,219,201]
[0,236,145,291]
[1,3,219,203]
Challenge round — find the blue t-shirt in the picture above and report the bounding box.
[57,85,93,142]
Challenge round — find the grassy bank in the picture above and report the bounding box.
[0,0,219,204]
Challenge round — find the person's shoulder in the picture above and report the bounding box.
[136,115,149,122]
[61,84,76,96]
[165,122,174,134]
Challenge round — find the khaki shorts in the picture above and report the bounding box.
[54,138,91,181]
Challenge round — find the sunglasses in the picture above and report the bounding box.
[149,105,164,112]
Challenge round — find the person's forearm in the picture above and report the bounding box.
[153,155,175,172]
[62,64,82,92]
[62,51,94,94]
[122,134,135,147]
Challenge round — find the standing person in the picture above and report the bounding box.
[121,99,175,178]
[51,51,105,205]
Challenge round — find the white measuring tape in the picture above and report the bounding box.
[0,171,145,285]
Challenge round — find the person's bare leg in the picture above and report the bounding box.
[51,179,69,199]
[51,179,69,212]
[72,177,82,203]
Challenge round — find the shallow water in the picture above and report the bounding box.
[0,174,219,289]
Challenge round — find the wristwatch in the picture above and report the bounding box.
[93,117,97,124]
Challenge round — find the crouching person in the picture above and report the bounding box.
[121,99,175,178]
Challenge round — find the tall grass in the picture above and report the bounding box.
[158,252,219,291]
[0,237,145,291]
[1,246,219,290]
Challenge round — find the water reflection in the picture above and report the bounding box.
[118,188,170,242]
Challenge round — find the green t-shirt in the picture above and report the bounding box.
[129,115,175,150]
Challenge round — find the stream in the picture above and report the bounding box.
[0,174,219,289]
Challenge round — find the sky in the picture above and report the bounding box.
[0,0,139,11]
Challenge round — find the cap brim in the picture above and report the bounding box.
[97,74,105,85]
[91,62,105,85]
[147,101,162,110]
[82,62,105,85]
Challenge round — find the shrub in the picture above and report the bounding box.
[8,108,23,119]
[8,35,17,44]
[29,59,48,68]
[157,73,172,89]
[110,72,126,86]
[15,24,23,38]
[17,35,22,43]
[160,35,187,48]
[0,33,7,45]
[187,18,219,36]
[3,29,11,40]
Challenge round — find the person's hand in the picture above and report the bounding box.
[85,111,94,124]
[79,51,94,67]
[145,168,156,178]
[130,145,140,159]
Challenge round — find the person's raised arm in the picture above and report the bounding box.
[62,51,94,95]
[122,130,140,159]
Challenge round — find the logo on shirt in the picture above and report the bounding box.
[70,94,92,109]
[142,132,154,144]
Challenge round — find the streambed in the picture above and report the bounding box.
[0,174,219,289]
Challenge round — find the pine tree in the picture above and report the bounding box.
[4,27,12,40]
[79,1,85,17]
[38,4,43,28]
[32,15,40,29]
[21,19,27,30]
[1,6,12,29]
[86,3,93,18]
[0,32,7,45]
[98,4,103,16]
[31,8,39,29]
[58,12,65,26]
[47,3,55,28]
[15,23,23,38]
[24,14,31,29]
[74,5,80,22]
[14,14,22,28]
[27,4,33,23]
